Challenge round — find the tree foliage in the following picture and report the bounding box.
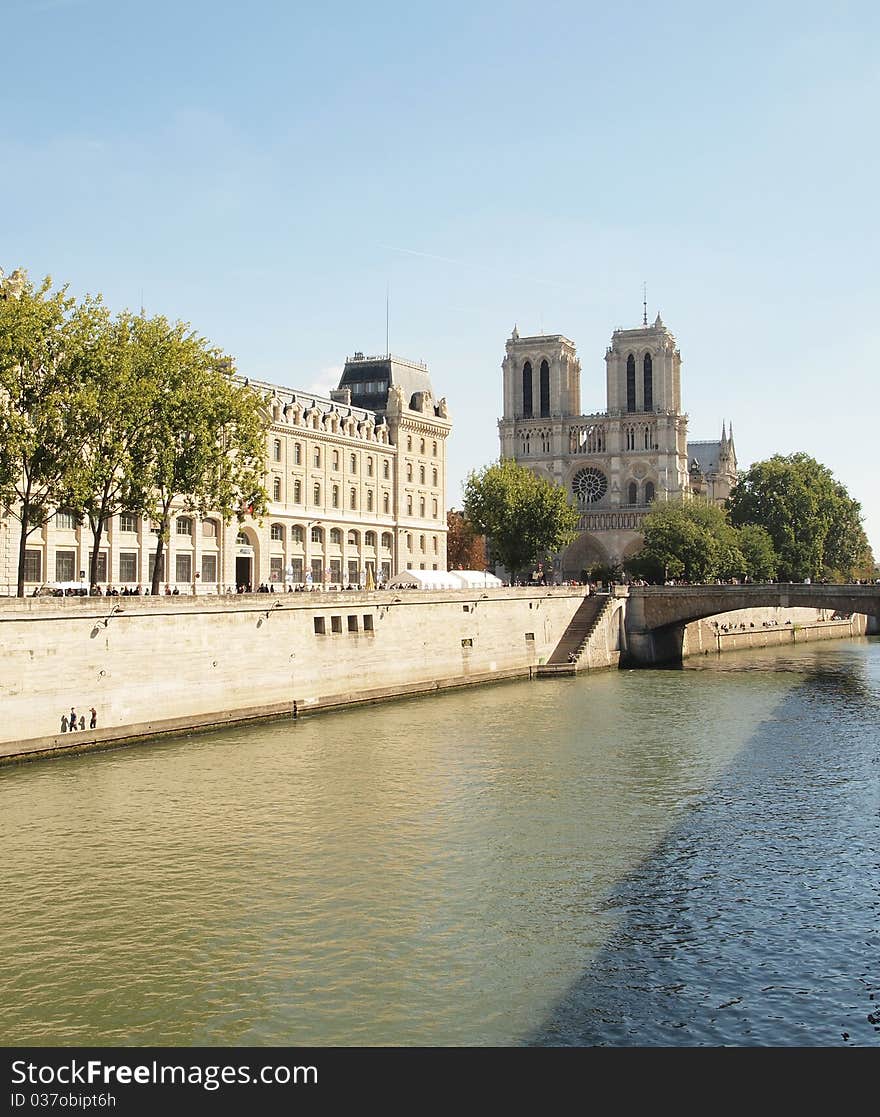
[727,453,872,581]
[0,271,99,594]
[626,499,778,583]
[0,266,269,596]
[446,508,487,570]
[463,459,578,581]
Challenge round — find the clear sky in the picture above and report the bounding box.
[4,0,879,554]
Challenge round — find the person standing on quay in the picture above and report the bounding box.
[90,708,97,729]
[69,707,77,731]
[61,714,68,733]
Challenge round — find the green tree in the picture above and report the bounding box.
[463,459,578,582]
[135,315,269,595]
[625,499,774,584]
[0,269,98,595]
[735,523,778,582]
[63,308,157,588]
[727,453,872,581]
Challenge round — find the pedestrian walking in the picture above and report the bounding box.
[89,707,97,729]
[69,707,77,731]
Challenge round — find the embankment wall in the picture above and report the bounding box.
[0,588,588,762]
[683,607,867,657]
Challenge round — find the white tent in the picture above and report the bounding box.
[386,569,502,591]
[449,570,503,589]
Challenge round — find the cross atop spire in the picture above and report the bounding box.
[642,282,648,326]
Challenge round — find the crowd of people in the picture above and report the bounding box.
[60,706,97,734]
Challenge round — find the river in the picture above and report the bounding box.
[1,638,878,1047]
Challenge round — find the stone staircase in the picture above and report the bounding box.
[536,594,613,676]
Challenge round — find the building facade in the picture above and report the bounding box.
[498,314,736,578]
[0,353,451,594]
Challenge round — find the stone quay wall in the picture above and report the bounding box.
[0,588,589,763]
[682,607,868,658]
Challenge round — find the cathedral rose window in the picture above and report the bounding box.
[572,467,608,504]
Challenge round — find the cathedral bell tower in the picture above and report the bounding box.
[501,328,580,421]
[605,312,681,415]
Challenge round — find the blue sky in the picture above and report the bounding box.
[4,0,879,554]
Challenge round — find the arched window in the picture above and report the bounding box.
[626,354,636,412]
[367,456,373,477]
[176,517,192,536]
[350,453,357,473]
[347,530,359,546]
[381,532,393,549]
[383,493,390,514]
[332,450,339,470]
[419,438,424,454]
[293,479,302,503]
[645,481,655,504]
[294,443,302,465]
[539,360,550,418]
[420,497,425,517]
[627,481,638,506]
[365,531,376,547]
[419,465,425,484]
[332,484,339,508]
[313,482,321,504]
[522,361,533,418]
[291,525,304,543]
[406,462,413,481]
[383,459,390,479]
[270,523,284,541]
[432,536,438,553]
[644,425,651,450]
[330,528,342,545]
[313,447,321,467]
[432,468,438,486]
[643,353,653,412]
[406,436,412,451]
[202,519,217,538]
[311,526,323,544]
[273,477,281,501]
[273,439,281,461]
[406,533,412,550]
[367,489,374,511]
[350,488,357,510]
[407,495,413,515]
[236,531,248,545]
[419,534,425,552]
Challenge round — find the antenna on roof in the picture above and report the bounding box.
[386,282,390,357]
[642,282,648,326]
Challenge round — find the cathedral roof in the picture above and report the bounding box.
[686,440,724,476]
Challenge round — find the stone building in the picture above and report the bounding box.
[0,353,451,594]
[498,313,736,578]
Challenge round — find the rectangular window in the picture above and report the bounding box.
[347,560,359,585]
[201,554,217,583]
[461,638,473,648]
[55,550,76,582]
[381,562,391,583]
[330,558,342,583]
[270,556,284,583]
[119,553,138,582]
[119,512,139,533]
[273,439,281,461]
[148,553,165,582]
[347,615,358,633]
[525,632,535,642]
[24,548,42,583]
[314,616,326,635]
[89,552,107,583]
[331,615,343,634]
[55,511,78,530]
[362,614,374,632]
[311,558,323,583]
[175,553,192,583]
[290,557,303,582]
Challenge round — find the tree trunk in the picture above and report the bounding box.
[150,505,170,596]
[16,510,29,598]
[89,517,105,589]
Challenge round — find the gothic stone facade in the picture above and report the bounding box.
[498,315,737,578]
[0,353,451,594]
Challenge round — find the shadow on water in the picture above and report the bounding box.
[528,655,880,1047]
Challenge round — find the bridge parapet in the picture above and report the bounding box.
[626,583,880,635]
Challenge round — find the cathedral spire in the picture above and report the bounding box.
[642,282,648,326]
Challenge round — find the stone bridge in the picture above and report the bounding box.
[623,583,880,665]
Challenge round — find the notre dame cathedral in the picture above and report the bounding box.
[498,312,737,578]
